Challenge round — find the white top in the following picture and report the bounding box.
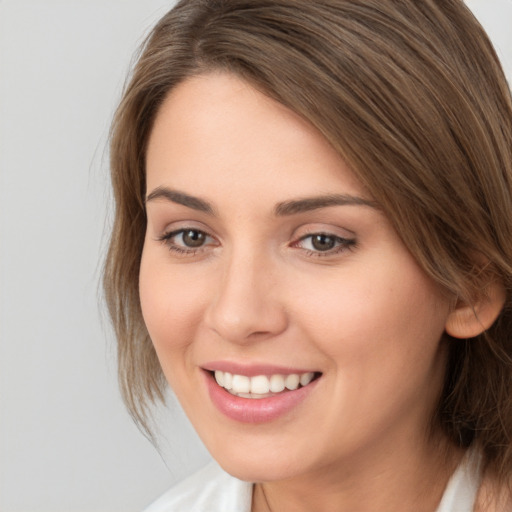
[143,462,252,512]
[436,450,481,512]
[144,451,481,512]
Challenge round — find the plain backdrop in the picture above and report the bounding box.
[0,1,511,511]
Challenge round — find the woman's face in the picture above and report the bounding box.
[141,72,452,482]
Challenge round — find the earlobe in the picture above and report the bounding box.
[445,280,506,339]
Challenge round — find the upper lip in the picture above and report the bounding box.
[201,361,319,377]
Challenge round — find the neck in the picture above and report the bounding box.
[252,436,463,512]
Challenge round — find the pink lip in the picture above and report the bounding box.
[202,369,320,424]
[202,361,316,377]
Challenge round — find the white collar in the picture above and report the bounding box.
[435,450,482,512]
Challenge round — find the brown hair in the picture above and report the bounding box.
[104,0,512,481]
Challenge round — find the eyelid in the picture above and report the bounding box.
[292,222,356,239]
[154,217,213,235]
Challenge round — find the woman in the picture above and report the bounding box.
[104,0,512,510]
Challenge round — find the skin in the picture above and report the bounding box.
[140,72,464,511]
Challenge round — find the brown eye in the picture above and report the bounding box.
[159,228,217,255]
[311,234,336,251]
[294,232,356,257]
[182,229,207,247]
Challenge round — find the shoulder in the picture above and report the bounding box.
[142,461,253,512]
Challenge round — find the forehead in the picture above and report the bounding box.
[146,72,366,203]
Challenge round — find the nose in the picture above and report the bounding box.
[204,250,288,344]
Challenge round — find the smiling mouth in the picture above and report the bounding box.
[211,370,322,399]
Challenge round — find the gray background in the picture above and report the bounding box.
[0,1,510,511]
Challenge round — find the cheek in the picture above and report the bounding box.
[292,256,450,372]
[139,247,208,359]
[290,259,450,444]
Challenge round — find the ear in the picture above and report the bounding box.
[445,279,506,339]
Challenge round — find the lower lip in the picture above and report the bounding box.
[204,371,319,423]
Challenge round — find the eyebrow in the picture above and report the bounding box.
[146,186,215,215]
[274,194,378,216]
[145,186,377,216]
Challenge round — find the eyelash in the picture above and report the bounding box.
[157,228,217,256]
[157,228,356,258]
[293,233,357,258]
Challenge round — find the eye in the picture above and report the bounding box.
[294,232,356,256]
[176,229,208,248]
[307,234,337,251]
[158,228,217,255]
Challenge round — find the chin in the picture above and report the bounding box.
[204,436,313,483]
[217,456,297,483]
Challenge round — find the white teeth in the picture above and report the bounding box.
[233,392,253,399]
[213,370,317,397]
[231,392,272,399]
[285,374,300,390]
[300,372,315,386]
[214,371,224,387]
[232,374,251,393]
[250,375,270,394]
[269,374,285,393]
[223,372,233,390]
